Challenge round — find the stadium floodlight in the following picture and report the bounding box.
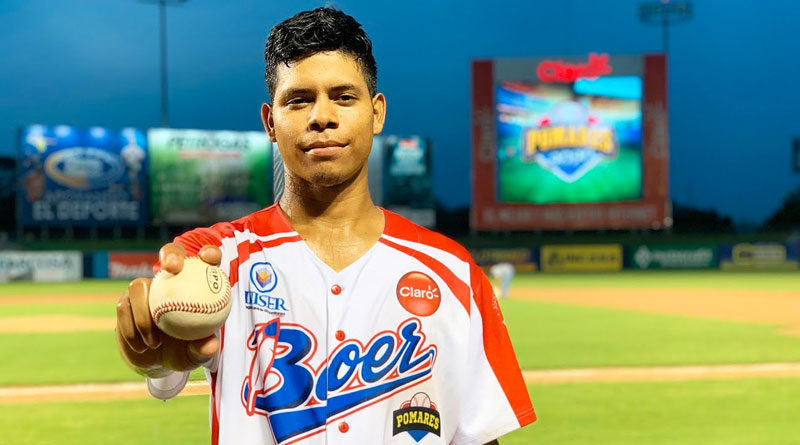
[137,0,190,127]
[638,0,693,54]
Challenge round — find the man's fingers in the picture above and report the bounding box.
[198,245,222,266]
[188,335,220,364]
[128,278,161,349]
[116,292,147,353]
[159,243,186,275]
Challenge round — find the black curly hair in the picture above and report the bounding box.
[265,7,378,101]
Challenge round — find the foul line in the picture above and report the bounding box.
[3,362,800,403]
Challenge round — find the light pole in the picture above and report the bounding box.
[638,0,693,54]
[139,0,189,128]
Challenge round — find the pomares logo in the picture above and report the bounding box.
[396,271,441,316]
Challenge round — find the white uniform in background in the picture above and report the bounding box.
[148,204,535,445]
[489,262,516,299]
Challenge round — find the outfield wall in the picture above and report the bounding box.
[2,241,798,282]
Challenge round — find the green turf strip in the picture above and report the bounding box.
[0,280,129,296]
[0,331,204,386]
[0,395,210,445]
[501,299,800,369]
[502,379,800,444]
[1,379,799,444]
[514,270,800,290]
[0,302,113,318]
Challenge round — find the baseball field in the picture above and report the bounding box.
[1,270,799,444]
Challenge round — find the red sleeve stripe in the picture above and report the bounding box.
[227,235,303,288]
[378,237,471,315]
[470,262,536,426]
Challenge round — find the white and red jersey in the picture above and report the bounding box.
[149,204,535,444]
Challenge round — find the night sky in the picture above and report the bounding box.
[1,0,798,225]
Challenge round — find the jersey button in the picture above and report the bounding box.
[331,284,342,295]
[338,422,349,433]
[335,330,345,341]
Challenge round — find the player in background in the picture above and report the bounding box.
[116,7,534,444]
[489,262,516,299]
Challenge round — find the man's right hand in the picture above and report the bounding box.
[115,243,222,378]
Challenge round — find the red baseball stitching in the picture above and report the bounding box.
[152,292,231,324]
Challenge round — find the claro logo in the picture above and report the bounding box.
[396,271,441,316]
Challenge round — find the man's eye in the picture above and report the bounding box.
[287,98,309,105]
[337,95,355,102]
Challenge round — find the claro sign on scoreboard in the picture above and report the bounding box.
[471,53,670,230]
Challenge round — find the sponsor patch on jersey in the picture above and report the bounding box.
[393,392,441,442]
[396,271,441,316]
[245,262,288,316]
[240,317,438,444]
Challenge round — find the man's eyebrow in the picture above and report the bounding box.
[281,88,314,98]
[329,84,360,94]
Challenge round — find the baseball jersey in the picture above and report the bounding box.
[148,203,535,445]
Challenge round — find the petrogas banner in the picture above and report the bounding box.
[719,243,799,270]
[0,251,82,282]
[18,125,148,226]
[148,128,272,225]
[630,244,717,269]
[541,244,622,272]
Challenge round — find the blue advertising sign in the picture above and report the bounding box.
[18,125,148,226]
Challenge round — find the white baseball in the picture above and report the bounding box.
[148,257,232,341]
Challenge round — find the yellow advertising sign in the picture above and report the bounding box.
[541,244,623,272]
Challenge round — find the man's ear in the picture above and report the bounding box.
[372,93,386,135]
[261,103,277,142]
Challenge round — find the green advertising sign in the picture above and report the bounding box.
[630,244,717,269]
[148,129,272,225]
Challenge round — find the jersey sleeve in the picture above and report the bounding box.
[147,223,236,400]
[452,262,536,444]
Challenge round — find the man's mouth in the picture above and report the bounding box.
[303,141,347,157]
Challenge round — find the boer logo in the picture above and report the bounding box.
[521,100,618,183]
[241,318,438,444]
[396,272,441,317]
[245,262,288,315]
[393,392,441,442]
[250,262,277,292]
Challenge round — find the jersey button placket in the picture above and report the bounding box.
[330,284,342,295]
[338,422,349,433]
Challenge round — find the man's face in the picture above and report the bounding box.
[263,51,385,188]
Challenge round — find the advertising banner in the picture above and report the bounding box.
[470,247,538,272]
[108,252,159,279]
[18,125,148,226]
[541,244,622,272]
[382,136,435,227]
[148,129,272,225]
[719,243,799,270]
[629,244,717,269]
[0,251,82,282]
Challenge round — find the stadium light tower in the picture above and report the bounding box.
[638,0,693,54]
[138,0,190,127]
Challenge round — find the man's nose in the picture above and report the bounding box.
[308,99,338,131]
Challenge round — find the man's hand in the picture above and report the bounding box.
[115,243,223,378]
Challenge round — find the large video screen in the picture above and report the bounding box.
[496,76,642,204]
[471,54,669,230]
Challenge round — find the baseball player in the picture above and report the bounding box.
[489,262,516,299]
[115,7,535,445]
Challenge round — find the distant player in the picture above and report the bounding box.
[115,7,535,444]
[489,262,516,298]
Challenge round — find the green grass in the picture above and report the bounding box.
[502,379,800,444]
[2,379,799,444]
[0,395,210,445]
[513,270,800,290]
[0,302,113,318]
[0,280,129,296]
[502,299,800,369]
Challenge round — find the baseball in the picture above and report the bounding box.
[148,256,232,341]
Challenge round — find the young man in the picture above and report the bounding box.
[115,7,535,444]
